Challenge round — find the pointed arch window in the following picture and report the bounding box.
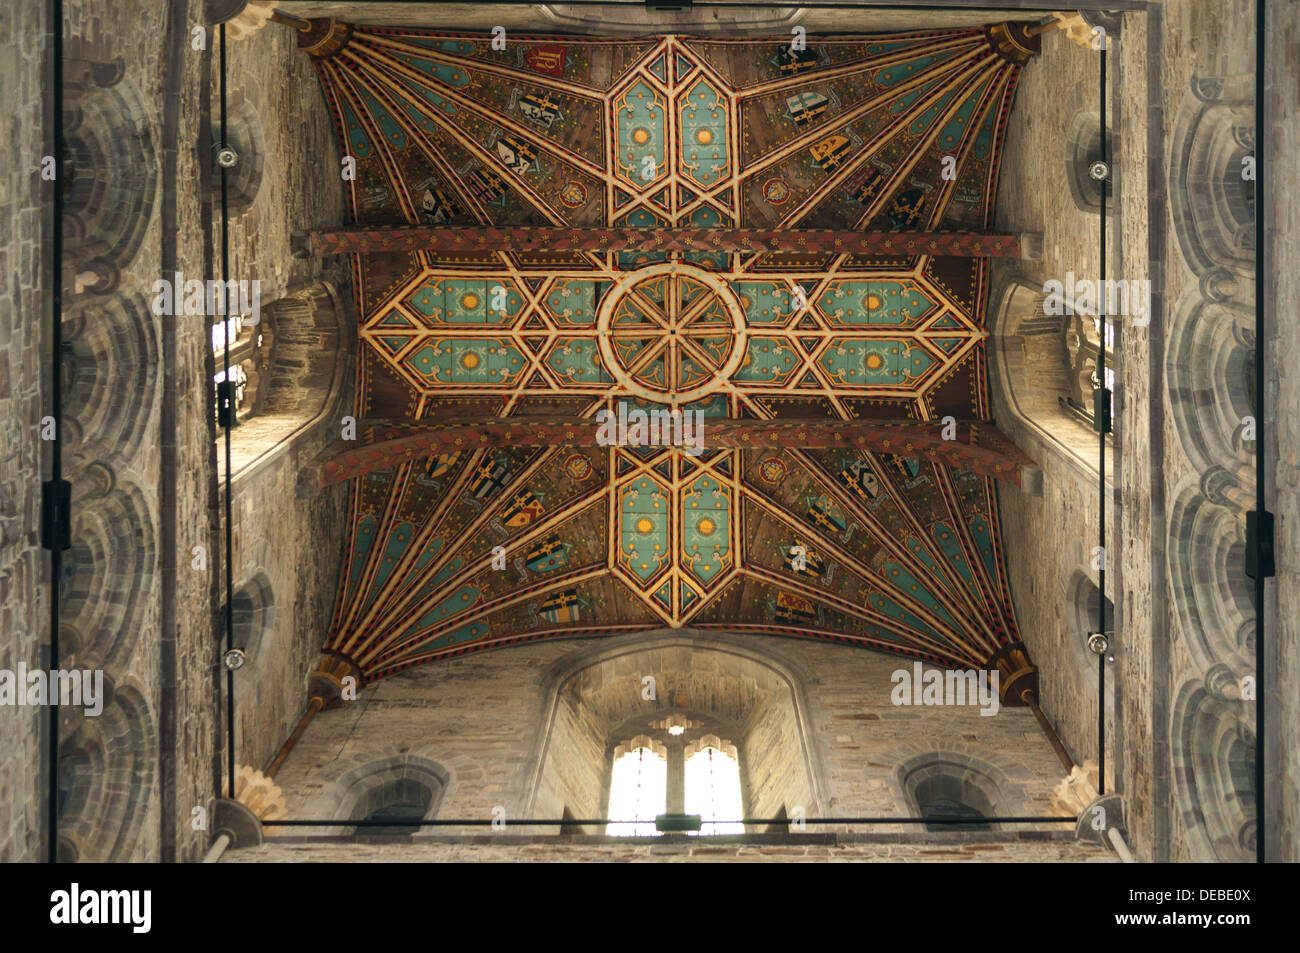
[212,312,271,424]
[1062,313,1116,428]
[684,737,744,835]
[606,738,668,837]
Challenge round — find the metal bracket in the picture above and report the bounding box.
[216,380,236,429]
[212,797,263,849]
[1076,792,1127,846]
[1093,386,1112,433]
[1246,510,1275,579]
[41,479,72,551]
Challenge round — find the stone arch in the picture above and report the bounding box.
[527,631,826,826]
[56,685,156,862]
[219,281,351,482]
[895,751,1008,831]
[211,89,265,216]
[1167,485,1254,675]
[1171,681,1254,861]
[330,756,450,834]
[990,278,1104,477]
[226,571,276,700]
[61,66,158,289]
[61,289,160,460]
[1064,110,1116,214]
[1169,75,1255,280]
[60,480,157,670]
[1066,570,1117,724]
[1166,295,1255,477]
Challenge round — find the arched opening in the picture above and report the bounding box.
[683,736,744,835]
[1065,112,1116,214]
[209,90,265,216]
[532,635,823,833]
[990,278,1107,477]
[900,757,1002,832]
[216,281,350,481]
[224,572,276,700]
[353,778,438,836]
[331,758,449,836]
[606,737,669,836]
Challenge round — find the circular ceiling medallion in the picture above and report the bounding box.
[596,262,747,404]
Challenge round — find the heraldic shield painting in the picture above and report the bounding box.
[301,22,1043,685]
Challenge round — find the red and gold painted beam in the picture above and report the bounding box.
[298,415,1041,494]
[299,226,1029,259]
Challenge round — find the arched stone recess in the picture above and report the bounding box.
[526,632,827,828]
[61,65,158,291]
[61,289,160,460]
[225,571,275,701]
[1171,680,1255,862]
[887,747,1035,829]
[1169,75,1256,284]
[1066,571,1117,714]
[292,754,453,836]
[990,278,1107,481]
[1165,294,1255,483]
[1167,484,1254,676]
[218,281,351,482]
[210,89,265,216]
[1064,110,1116,215]
[59,480,157,670]
[56,685,157,862]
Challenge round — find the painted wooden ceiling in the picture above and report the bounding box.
[307,22,1036,682]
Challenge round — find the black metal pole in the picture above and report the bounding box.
[1096,36,1107,799]
[219,22,236,801]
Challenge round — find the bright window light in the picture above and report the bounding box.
[212,315,244,353]
[606,747,666,837]
[684,746,744,835]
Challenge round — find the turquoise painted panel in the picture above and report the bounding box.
[614,80,667,187]
[679,79,728,188]
[734,337,799,384]
[819,338,934,385]
[681,473,730,586]
[620,476,671,583]
[883,561,962,631]
[405,279,522,324]
[414,584,481,631]
[547,337,612,384]
[360,90,408,149]
[339,99,373,159]
[734,281,795,325]
[817,280,936,326]
[407,339,525,384]
[544,279,599,325]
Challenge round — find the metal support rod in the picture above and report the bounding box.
[1025,692,1076,774]
[269,10,312,31]
[201,832,232,863]
[264,695,324,779]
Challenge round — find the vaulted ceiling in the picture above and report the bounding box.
[301,20,1039,683]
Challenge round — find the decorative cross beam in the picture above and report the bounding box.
[300,226,1027,259]
[298,415,1041,494]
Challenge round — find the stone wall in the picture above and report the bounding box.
[207,1,352,780]
[1264,0,1296,864]
[989,0,1278,863]
[6,0,355,862]
[225,831,1117,863]
[987,19,1118,796]
[0,0,52,864]
[270,630,1075,845]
